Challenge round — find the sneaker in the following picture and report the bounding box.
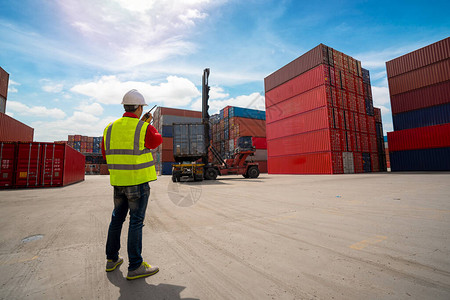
[106,256,123,272]
[126,262,159,280]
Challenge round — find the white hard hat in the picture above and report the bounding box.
[121,89,148,106]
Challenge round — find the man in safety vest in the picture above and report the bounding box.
[101,89,162,280]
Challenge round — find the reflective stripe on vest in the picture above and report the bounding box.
[104,118,157,186]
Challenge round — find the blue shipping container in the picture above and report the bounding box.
[362,152,371,173]
[162,162,175,175]
[229,107,266,120]
[161,125,173,137]
[392,102,450,131]
[362,68,370,84]
[390,147,450,171]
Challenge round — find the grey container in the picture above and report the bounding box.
[161,115,201,126]
[173,123,206,162]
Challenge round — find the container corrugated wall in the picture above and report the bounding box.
[386,37,450,171]
[386,37,450,78]
[0,67,9,99]
[1,142,84,188]
[0,112,34,142]
[265,44,385,174]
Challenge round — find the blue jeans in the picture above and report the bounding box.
[106,182,150,271]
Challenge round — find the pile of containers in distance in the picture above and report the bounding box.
[0,142,85,188]
[264,43,387,174]
[210,106,268,173]
[152,107,202,175]
[386,37,450,171]
[68,135,102,153]
[0,67,9,113]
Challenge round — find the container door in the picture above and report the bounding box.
[0,142,16,187]
[41,143,64,186]
[16,143,41,187]
[343,152,354,174]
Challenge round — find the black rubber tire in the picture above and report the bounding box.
[172,175,177,182]
[247,166,260,178]
[204,168,218,180]
[242,174,249,178]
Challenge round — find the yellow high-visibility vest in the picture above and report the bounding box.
[103,117,157,186]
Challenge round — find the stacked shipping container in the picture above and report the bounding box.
[0,142,85,188]
[210,106,268,173]
[0,67,8,113]
[386,37,450,171]
[264,44,386,174]
[152,107,202,175]
[0,112,34,142]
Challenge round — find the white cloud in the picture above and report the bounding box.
[6,101,66,119]
[371,85,391,115]
[70,75,200,107]
[42,83,64,93]
[57,0,224,68]
[8,79,20,93]
[76,102,104,115]
[191,92,265,114]
[210,86,229,99]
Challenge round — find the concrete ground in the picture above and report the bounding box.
[0,173,449,300]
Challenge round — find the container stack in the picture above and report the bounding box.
[152,107,202,175]
[264,44,386,174]
[210,106,268,173]
[386,37,450,171]
[67,135,105,174]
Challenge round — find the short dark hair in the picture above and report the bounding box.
[124,105,140,112]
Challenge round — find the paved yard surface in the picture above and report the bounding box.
[0,173,449,299]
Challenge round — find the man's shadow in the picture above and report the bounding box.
[107,268,199,300]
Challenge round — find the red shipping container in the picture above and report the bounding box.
[356,94,365,114]
[157,107,202,118]
[343,110,352,131]
[265,64,328,108]
[0,113,34,142]
[390,80,450,114]
[268,152,332,174]
[266,85,328,124]
[15,142,42,187]
[355,77,363,96]
[386,37,450,78]
[353,152,363,173]
[74,135,82,142]
[0,142,16,187]
[0,67,9,99]
[234,117,266,137]
[337,109,345,130]
[267,129,331,156]
[340,90,348,110]
[161,137,173,151]
[251,137,267,149]
[369,134,378,153]
[367,116,376,135]
[388,59,450,95]
[387,123,450,151]
[330,129,344,152]
[332,151,343,174]
[352,112,360,132]
[361,134,370,152]
[374,108,382,123]
[348,92,357,112]
[354,132,362,152]
[265,44,330,92]
[68,135,75,142]
[359,114,367,133]
[266,107,328,140]
[15,143,84,187]
[161,149,175,162]
[371,154,380,172]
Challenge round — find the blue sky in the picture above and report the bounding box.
[1,0,449,142]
